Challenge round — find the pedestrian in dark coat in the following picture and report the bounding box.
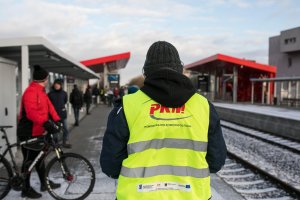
[84,86,92,115]
[70,84,83,126]
[119,86,125,97]
[48,79,72,148]
[92,86,100,104]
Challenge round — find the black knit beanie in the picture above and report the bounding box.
[33,65,49,81]
[54,79,63,85]
[143,41,183,76]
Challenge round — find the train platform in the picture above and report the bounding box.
[4,105,244,200]
[214,103,300,121]
[214,102,300,141]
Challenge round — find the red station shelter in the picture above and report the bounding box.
[185,53,277,103]
[81,52,130,88]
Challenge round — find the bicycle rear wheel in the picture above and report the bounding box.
[45,153,95,200]
[0,156,13,199]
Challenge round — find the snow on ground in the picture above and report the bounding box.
[222,127,300,190]
[4,127,116,199]
[4,172,116,200]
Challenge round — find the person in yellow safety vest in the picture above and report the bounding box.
[100,41,227,200]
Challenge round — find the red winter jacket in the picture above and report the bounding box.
[19,82,60,137]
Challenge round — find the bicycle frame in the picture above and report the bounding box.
[0,128,20,174]
[0,127,96,200]
[0,128,69,178]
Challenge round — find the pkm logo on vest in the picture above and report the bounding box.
[149,104,191,120]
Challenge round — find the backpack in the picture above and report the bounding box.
[17,102,33,141]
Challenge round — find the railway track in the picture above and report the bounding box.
[220,120,300,154]
[218,121,300,200]
[218,151,299,200]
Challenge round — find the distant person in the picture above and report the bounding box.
[127,85,139,94]
[119,86,125,97]
[92,86,100,104]
[106,88,113,107]
[84,85,92,115]
[113,87,119,99]
[48,79,72,148]
[17,65,61,199]
[100,41,226,200]
[70,84,83,126]
[100,87,105,103]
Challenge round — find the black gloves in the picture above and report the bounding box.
[43,120,62,134]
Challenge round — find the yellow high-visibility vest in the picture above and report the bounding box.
[117,90,211,200]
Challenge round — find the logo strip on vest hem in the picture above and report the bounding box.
[127,138,208,155]
[121,165,210,178]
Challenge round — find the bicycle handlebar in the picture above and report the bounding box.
[18,132,58,147]
[0,126,13,129]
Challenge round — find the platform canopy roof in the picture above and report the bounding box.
[81,52,130,73]
[0,37,99,79]
[185,53,277,74]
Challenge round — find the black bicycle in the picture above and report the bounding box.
[0,125,95,200]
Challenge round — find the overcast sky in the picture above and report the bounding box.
[0,0,299,84]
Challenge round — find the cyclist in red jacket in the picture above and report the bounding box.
[17,65,61,199]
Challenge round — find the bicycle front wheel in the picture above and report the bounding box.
[0,156,13,199]
[45,153,95,200]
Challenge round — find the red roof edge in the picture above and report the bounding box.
[81,52,130,67]
[217,53,277,73]
[185,54,218,69]
[185,53,277,74]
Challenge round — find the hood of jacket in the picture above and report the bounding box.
[141,69,196,108]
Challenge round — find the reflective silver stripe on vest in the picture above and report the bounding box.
[121,165,210,178]
[127,138,207,155]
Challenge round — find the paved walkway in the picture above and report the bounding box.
[5,105,243,200]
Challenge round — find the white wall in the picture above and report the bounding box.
[0,57,17,156]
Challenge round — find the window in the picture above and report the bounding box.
[288,57,292,67]
[285,39,289,45]
[285,37,297,45]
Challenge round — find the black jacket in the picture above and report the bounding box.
[48,88,68,119]
[84,89,92,104]
[70,88,83,108]
[100,69,227,178]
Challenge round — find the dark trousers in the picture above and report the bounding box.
[21,146,46,189]
[62,118,69,142]
[86,103,91,114]
[73,107,80,124]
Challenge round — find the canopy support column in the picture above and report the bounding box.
[262,82,265,104]
[233,66,238,103]
[21,45,29,94]
[267,82,271,104]
[251,81,254,104]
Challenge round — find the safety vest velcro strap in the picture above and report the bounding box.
[127,138,208,155]
[121,165,210,178]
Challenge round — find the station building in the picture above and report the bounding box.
[268,27,300,106]
[185,53,276,104]
[0,37,98,151]
[81,52,130,89]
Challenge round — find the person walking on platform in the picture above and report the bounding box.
[17,65,61,199]
[84,85,92,115]
[100,87,105,104]
[106,88,114,107]
[70,84,83,126]
[92,86,100,104]
[48,79,72,148]
[100,41,227,200]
